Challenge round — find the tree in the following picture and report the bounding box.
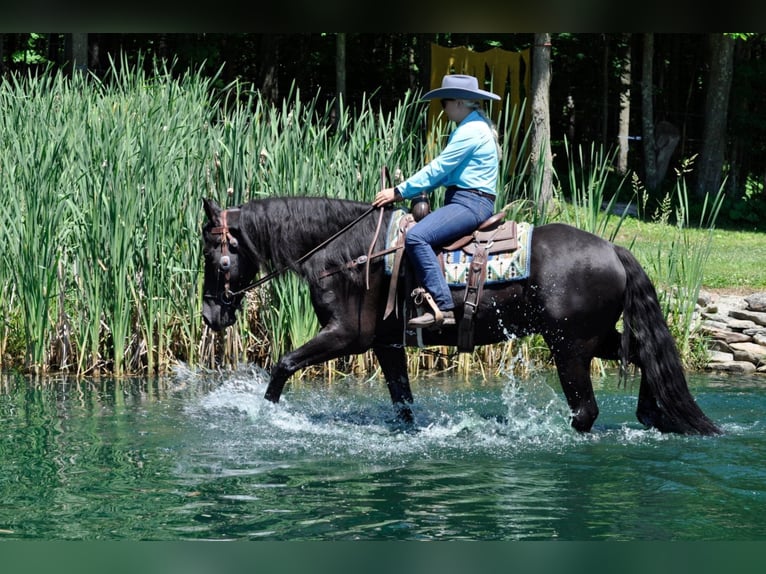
[256,34,280,103]
[616,33,632,175]
[71,33,88,73]
[336,33,346,103]
[641,33,659,190]
[695,33,735,199]
[530,33,554,209]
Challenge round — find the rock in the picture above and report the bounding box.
[699,321,732,333]
[730,342,766,366]
[707,349,734,362]
[697,291,766,375]
[723,331,752,344]
[697,291,715,307]
[745,292,766,312]
[744,327,766,337]
[730,309,766,327]
[706,361,757,373]
[708,340,732,353]
[726,317,760,330]
[700,312,731,323]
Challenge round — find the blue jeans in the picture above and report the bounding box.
[405,189,495,310]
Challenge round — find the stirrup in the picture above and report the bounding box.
[408,310,455,328]
[409,288,455,328]
[410,288,443,324]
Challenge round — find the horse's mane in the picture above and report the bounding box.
[239,196,391,287]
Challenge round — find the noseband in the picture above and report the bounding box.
[209,208,240,306]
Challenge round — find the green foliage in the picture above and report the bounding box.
[557,138,633,241]
[0,55,216,374]
[647,158,724,362]
[724,176,766,229]
[11,33,48,64]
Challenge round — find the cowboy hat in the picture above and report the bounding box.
[421,74,501,101]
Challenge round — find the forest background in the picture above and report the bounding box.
[3,32,765,226]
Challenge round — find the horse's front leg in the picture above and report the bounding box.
[373,343,414,424]
[264,322,371,403]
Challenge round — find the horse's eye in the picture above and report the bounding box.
[220,255,231,271]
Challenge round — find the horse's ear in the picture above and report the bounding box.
[202,198,221,222]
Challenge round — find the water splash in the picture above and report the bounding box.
[176,365,620,466]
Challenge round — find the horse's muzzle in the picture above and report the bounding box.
[202,296,239,331]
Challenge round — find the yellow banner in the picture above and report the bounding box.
[427,44,531,170]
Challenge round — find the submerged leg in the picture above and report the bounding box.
[551,349,600,432]
[373,343,414,424]
[636,370,664,428]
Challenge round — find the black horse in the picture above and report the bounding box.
[201,196,720,435]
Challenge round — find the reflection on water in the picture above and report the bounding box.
[0,367,764,540]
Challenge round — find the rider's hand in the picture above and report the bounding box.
[372,187,402,208]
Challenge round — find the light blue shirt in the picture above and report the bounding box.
[397,110,498,199]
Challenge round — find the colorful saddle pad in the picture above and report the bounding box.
[384,209,533,286]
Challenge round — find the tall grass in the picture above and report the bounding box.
[642,157,725,364]
[0,56,218,374]
[558,138,633,241]
[0,70,76,372]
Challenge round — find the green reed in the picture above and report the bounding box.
[0,56,220,374]
[644,157,725,364]
[559,138,632,241]
[0,70,76,371]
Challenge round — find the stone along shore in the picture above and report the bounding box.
[696,291,766,374]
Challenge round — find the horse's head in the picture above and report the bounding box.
[201,197,257,331]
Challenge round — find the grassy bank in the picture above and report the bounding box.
[614,220,766,292]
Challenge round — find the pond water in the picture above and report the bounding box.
[0,366,764,541]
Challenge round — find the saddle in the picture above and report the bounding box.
[384,210,519,353]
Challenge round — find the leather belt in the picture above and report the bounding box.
[447,186,495,202]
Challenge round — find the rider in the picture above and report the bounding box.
[372,74,501,328]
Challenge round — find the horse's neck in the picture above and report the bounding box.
[243,201,343,268]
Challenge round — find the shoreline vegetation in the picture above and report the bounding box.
[1,60,764,379]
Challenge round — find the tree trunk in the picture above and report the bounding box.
[335,33,346,103]
[654,120,680,183]
[617,33,632,175]
[641,33,659,190]
[257,34,279,103]
[601,34,609,145]
[408,34,419,92]
[695,33,735,199]
[530,33,554,211]
[71,33,88,74]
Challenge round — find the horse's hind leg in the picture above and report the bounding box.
[592,327,666,430]
[635,370,670,430]
[373,344,414,424]
[551,350,600,432]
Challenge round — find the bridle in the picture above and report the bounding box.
[208,208,241,306]
[207,204,382,307]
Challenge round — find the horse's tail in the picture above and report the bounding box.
[616,245,721,435]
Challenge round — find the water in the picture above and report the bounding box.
[0,367,764,541]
